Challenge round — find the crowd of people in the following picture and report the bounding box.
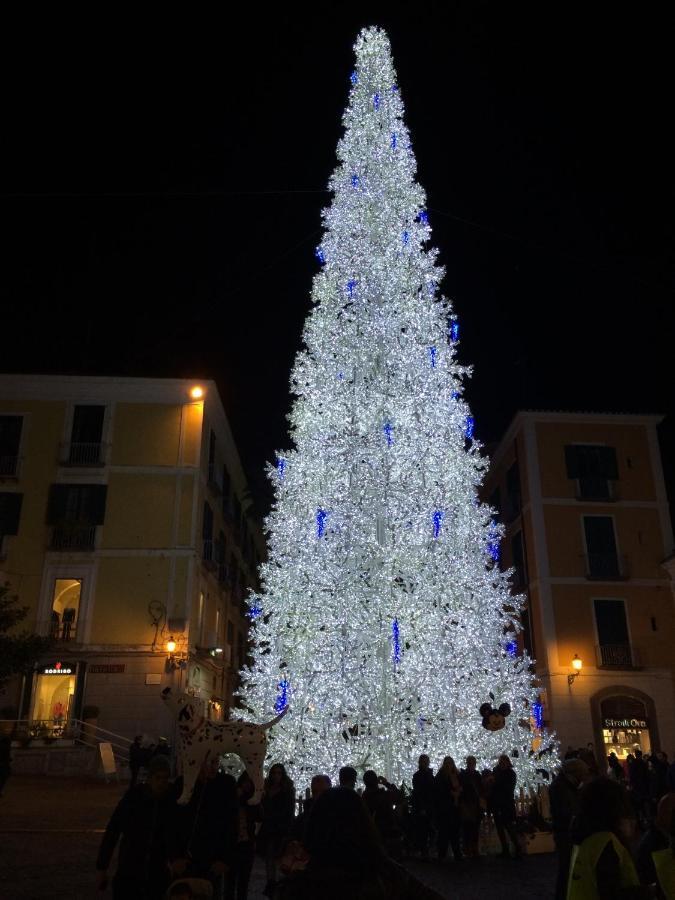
[551,745,675,899]
[94,746,675,900]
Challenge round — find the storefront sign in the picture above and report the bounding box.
[603,717,648,729]
[89,664,125,674]
[40,662,74,675]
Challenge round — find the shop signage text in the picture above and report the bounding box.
[603,717,648,729]
[89,665,126,674]
[41,663,73,675]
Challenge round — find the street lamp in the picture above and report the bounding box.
[166,636,177,655]
[568,654,583,686]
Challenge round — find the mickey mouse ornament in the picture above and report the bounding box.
[479,701,512,732]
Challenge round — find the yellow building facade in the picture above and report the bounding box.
[0,375,263,743]
[483,411,675,762]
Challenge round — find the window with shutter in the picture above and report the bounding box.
[584,516,621,577]
[565,445,618,500]
[0,492,23,536]
[0,416,23,477]
[69,406,105,464]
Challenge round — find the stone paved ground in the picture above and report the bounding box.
[0,775,556,899]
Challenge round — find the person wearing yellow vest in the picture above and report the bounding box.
[567,777,657,899]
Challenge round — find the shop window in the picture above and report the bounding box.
[50,578,82,641]
[601,695,650,761]
[67,405,105,465]
[31,662,77,735]
[0,415,23,477]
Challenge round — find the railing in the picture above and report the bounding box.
[576,478,618,502]
[583,552,629,580]
[45,620,79,641]
[61,442,105,466]
[202,539,218,571]
[0,454,19,477]
[596,643,640,669]
[0,718,131,763]
[49,524,97,551]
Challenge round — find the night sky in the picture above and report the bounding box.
[4,7,674,514]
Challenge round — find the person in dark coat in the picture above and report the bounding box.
[433,756,463,862]
[170,756,238,897]
[278,787,444,900]
[293,774,331,841]
[96,754,178,900]
[549,758,589,900]
[411,754,435,859]
[362,770,403,859]
[258,762,295,897]
[490,754,521,859]
[225,771,263,900]
[128,735,144,789]
[459,756,483,858]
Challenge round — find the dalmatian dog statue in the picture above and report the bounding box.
[161,686,287,804]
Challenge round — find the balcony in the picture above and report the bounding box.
[49,525,96,552]
[576,478,618,502]
[583,552,629,580]
[596,643,641,669]
[202,539,218,572]
[61,442,105,467]
[0,454,19,478]
[41,619,79,641]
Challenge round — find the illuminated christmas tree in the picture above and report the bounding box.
[238,26,557,789]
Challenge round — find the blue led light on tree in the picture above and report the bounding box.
[432,510,445,539]
[315,247,325,264]
[465,416,475,440]
[450,321,459,342]
[451,390,460,401]
[488,521,500,562]
[532,701,544,729]
[505,640,518,658]
[418,210,428,225]
[428,346,437,368]
[316,508,328,538]
[277,457,287,480]
[350,70,358,85]
[391,133,397,149]
[347,279,357,298]
[275,678,290,714]
[392,619,401,664]
[383,422,394,446]
[351,173,359,188]
[248,599,263,621]
[402,230,410,246]
[373,92,380,110]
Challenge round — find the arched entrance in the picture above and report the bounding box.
[591,686,659,765]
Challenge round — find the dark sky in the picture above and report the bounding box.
[3,6,674,513]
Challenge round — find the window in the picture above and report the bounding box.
[68,406,105,465]
[46,484,107,551]
[207,431,221,491]
[0,416,22,477]
[594,599,632,666]
[511,531,527,588]
[565,445,618,500]
[0,492,23,539]
[197,591,205,643]
[50,578,82,641]
[583,516,621,578]
[505,462,521,521]
[215,608,221,644]
[202,502,214,564]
